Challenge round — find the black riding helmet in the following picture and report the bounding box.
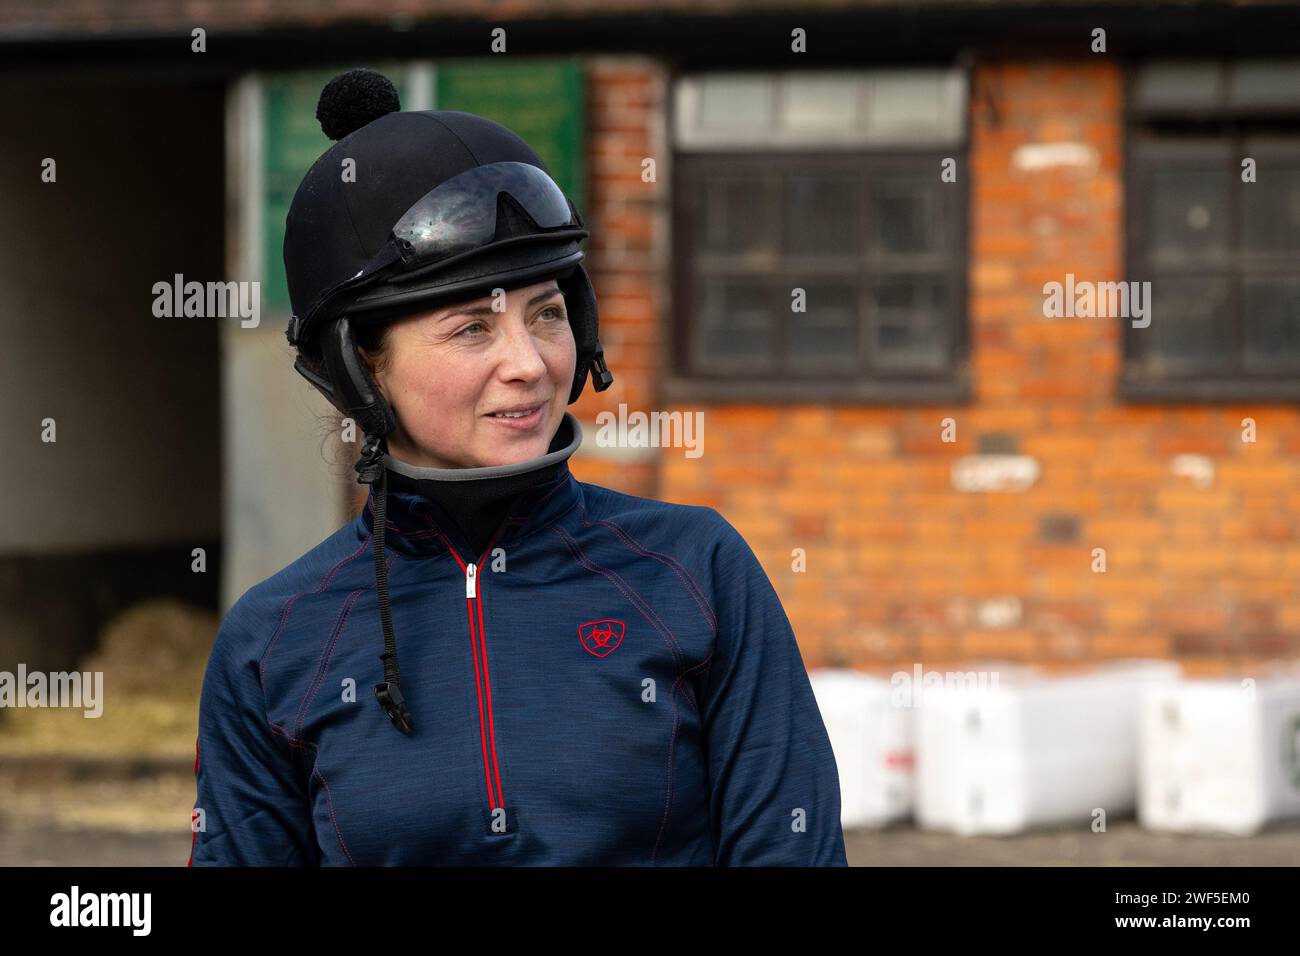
[282,67,613,735]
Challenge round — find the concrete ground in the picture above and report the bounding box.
[5,820,1299,867]
[844,818,1300,866]
[1,756,1296,866]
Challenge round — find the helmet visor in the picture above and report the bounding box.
[287,161,587,349]
[389,161,587,280]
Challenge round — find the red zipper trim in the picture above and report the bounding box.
[465,576,497,811]
[475,580,506,810]
[187,737,199,866]
[442,524,510,817]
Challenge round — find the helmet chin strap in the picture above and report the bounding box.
[357,432,415,735]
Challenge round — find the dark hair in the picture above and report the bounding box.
[297,313,393,384]
[298,314,396,479]
[353,319,392,378]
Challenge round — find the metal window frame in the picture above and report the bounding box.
[665,64,971,405]
[673,67,968,150]
[1121,60,1300,403]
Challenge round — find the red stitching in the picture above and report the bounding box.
[466,594,495,811]
[365,499,442,542]
[205,532,368,865]
[651,652,714,863]
[652,672,685,864]
[476,579,507,811]
[187,736,200,866]
[312,765,357,866]
[506,470,580,543]
[295,552,397,741]
[295,590,359,740]
[293,590,357,737]
[260,533,372,690]
[257,544,397,866]
[372,464,577,554]
[264,723,353,866]
[379,470,571,550]
[548,523,686,670]
[433,517,515,820]
[578,502,719,638]
[267,718,306,751]
[549,522,706,862]
[469,465,581,549]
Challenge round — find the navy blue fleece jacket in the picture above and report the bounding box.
[189,451,847,866]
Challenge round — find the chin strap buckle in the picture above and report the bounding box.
[591,345,613,392]
[375,681,414,734]
[355,433,386,485]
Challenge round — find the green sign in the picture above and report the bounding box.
[260,63,418,312]
[436,58,586,215]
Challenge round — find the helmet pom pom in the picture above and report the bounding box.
[316,68,401,141]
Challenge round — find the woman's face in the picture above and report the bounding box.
[363,278,576,469]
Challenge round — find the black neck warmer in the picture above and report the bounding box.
[381,412,582,559]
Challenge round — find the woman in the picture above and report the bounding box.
[189,68,846,866]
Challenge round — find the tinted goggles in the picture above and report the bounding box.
[287,161,586,348]
[388,160,587,278]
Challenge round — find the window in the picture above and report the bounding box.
[1123,59,1300,401]
[668,69,970,402]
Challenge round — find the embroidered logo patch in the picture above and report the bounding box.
[578,619,625,658]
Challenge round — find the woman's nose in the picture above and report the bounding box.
[495,316,548,380]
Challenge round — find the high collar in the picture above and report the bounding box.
[360,412,584,562]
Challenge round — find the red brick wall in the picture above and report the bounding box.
[567,57,665,497]
[653,59,1300,677]
[345,56,1300,679]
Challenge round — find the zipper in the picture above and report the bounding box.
[464,559,504,814]
[440,525,511,828]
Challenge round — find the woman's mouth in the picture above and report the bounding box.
[485,402,545,430]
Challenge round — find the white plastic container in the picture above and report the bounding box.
[808,669,914,829]
[1138,671,1300,835]
[914,659,1181,835]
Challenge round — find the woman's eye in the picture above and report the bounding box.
[456,306,562,338]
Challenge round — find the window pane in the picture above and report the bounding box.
[872,277,951,369]
[676,68,966,149]
[868,71,962,141]
[697,75,774,131]
[874,173,946,254]
[780,73,860,134]
[783,171,859,254]
[1229,60,1300,107]
[1144,276,1233,369]
[1243,162,1300,254]
[695,277,774,368]
[1149,164,1229,263]
[699,172,770,254]
[1133,62,1222,108]
[1243,278,1300,371]
[787,282,859,367]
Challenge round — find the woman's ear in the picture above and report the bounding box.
[356,345,387,399]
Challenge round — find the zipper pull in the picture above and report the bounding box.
[466,562,477,599]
